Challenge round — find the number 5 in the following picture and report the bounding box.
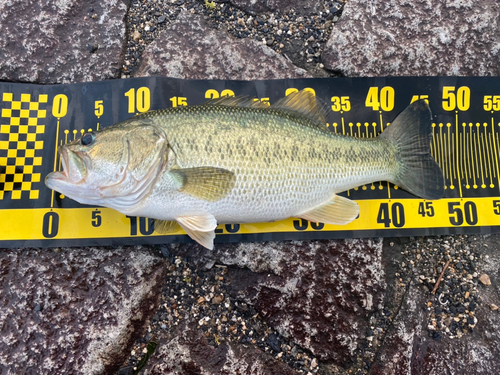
[493,200,500,215]
[95,100,104,118]
[92,210,102,227]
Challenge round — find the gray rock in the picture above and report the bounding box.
[322,0,500,76]
[0,246,166,375]
[370,236,500,375]
[133,12,310,80]
[228,0,320,16]
[168,239,385,366]
[0,0,129,83]
[143,321,301,375]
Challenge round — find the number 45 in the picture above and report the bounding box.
[410,95,429,104]
[418,201,434,217]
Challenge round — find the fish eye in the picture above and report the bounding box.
[81,132,95,146]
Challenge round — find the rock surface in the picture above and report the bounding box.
[1,1,500,374]
[371,236,500,375]
[0,247,166,375]
[143,321,301,375]
[133,12,310,80]
[168,239,385,367]
[322,0,500,76]
[0,0,129,83]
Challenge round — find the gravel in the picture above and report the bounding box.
[122,0,346,77]
[115,1,496,373]
[120,251,320,374]
[395,235,483,341]
[118,233,496,374]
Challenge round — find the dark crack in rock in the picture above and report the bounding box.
[143,321,302,375]
[168,239,385,368]
[0,246,166,375]
[322,0,500,76]
[0,0,129,83]
[133,11,310,80]
[120,254,317,374]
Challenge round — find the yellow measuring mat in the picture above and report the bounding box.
[0,77,499,247]
[0,93,47,201]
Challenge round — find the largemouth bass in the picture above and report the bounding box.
[45,90,444,249]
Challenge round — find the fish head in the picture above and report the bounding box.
[45,120,169,209]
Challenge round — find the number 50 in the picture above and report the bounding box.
[442,86,470,111]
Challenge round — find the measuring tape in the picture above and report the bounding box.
[0,77,499,247]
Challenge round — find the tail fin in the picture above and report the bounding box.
[379,100,444,199]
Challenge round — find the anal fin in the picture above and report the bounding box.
[176,214,218,250]
[296,195,360,225]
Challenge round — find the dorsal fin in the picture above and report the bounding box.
[203,90,330,132]
[204,96,269,108]
[271,90,329,131]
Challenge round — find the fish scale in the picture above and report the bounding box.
[137,104,396,223]
[45,91,444,249]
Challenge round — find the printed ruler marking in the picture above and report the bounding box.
[2,78,500,247]
[50,118,60,208]
[455,113,463,197]
[492,118,500,192]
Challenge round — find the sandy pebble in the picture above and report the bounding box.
[479,274,491,286]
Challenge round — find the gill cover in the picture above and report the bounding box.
[99,124,169,208]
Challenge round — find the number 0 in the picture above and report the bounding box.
[52,94,68,118]
[42,212,59,238]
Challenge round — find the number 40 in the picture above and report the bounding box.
[377,202,405,228]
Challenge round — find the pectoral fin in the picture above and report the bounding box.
[296,195,360,225]
[176,214,218,250]
[170,167,235,202]
[154,220,182,234]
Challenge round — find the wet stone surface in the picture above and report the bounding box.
[0,246,166,375]
[120,239,386,374]
[322,0,500,76]
[121,253,318,374]
[0,0,129,83]
[369,235,500,375]
[120,233,500,375]
[142,320,302,375]
[123,0,346,77]
[132,11,310,80]
[393,236,483,340]
[221,239,386,365]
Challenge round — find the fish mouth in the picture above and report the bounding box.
[45,147,88,189]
